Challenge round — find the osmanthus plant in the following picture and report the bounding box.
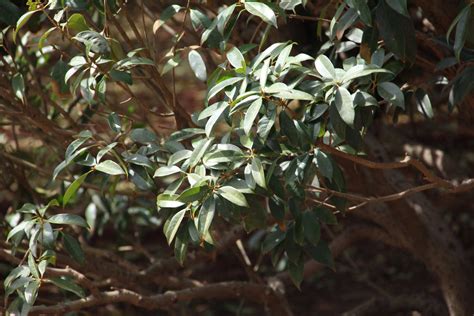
[1,0,474,314]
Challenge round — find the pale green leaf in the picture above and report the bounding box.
[335,87,355,127]
[218,186,249,207]
[94,160,125,175]
[165,209,187,244]
[245,1,277,28]
[188,50,207,81]
[243,98,262,135]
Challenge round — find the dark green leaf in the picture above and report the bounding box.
[63,171,90,207]
[305,240,334,268]
[302,212,321,245]
[375,0,416,62]
[130,128,157,144]
[262,229,286,253]
[178,185,209,203]
[314,207,337,225]
[62,232,85,264]
[49,277,85,298]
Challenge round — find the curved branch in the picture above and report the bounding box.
[30,282,292,316]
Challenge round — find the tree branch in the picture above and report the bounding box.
[30,282,292,316]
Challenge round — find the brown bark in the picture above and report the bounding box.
[347,134,474,316]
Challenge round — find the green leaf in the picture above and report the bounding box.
[198,197,216,236]
[94,160,125,175]
[14,10,40,42]
[49,277,85,298]
[188,50,207,81]
[66,13,89,33]
[279,110,299,142]
[178,185,209,203]
[216,4,236,34]
[42,222,55,248]
[130,128,157,144]
[48,214,88,228]
[73,30,110,54]
[154,5,182,32]
[227,47,245,69]
[157,194,185,209]
[260,59,270,89]
[0,0,21,25]
[109,69,132,85]
[165,209,187,244]
[375,0,416,62]
[63,171,91,207]
[315,55,336,79]
[6,220,28,242]
[24,280,40,305]
[314,149,333,179]
[272,89,314,101]
[280,0,303,11]
[251,157,266,189]
[288,259,304,288]
[189,138,214,168]
[107,112,122,132]
[262,229,286,253]
[268,196,285,221]
[453,5,471,61]
[245,1,278,28]
[39,26,57,51]
[302,212,321,245]
[174,228,189,265]
[4,266,30,289]
[342,65,390,83]
[207,77,243,101]
[96,143,117,163]
[386,0,409,17]
[217,186,249,207]
[62,232,85,264]
[314,207,337,225]
[28,253,40,279]
[415,88,433,119]
[243,98,262,135]
[377,82,405,109]
[11,73,25,103]
[205,102,228,136]
[154,165,182,178]
[305,240,334,268]
[335,87,355,127]
[115,57,155,70]
[350,0,372,25]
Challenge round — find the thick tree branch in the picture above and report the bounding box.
[30,282,292,316]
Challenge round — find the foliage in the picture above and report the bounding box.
[1,0,473,314]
